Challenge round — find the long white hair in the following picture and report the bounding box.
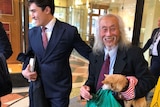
[92,14,131,55]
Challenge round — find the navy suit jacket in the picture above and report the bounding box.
[85,46,155,100]
[23,19,91,98]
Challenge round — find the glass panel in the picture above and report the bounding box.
[91,16,98,35]
[55,7,67,22]
[92,9,99,14]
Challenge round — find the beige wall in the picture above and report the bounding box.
[55,0,67,7]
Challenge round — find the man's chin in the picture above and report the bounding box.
[35,24,40,27]
[105,43,114,47]
[34,22,40,27]
[105,44,116,50]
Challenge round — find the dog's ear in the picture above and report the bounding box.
[102,78,106,84]
[104,74,107,77]
[102,74,108,84]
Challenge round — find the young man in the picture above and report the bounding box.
[80,14,156,106]
[20,0,91,107]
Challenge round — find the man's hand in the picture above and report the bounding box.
[120,76,138,100]
[80,85,92,101]
[22,64,37,81]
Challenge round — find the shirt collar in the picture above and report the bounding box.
[43,17,56,32]
[104,45,118,59]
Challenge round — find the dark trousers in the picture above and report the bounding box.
[29,78,69,107]
[49,96,69,107]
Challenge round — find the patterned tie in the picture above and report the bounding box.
[96,54,110,91]
[42,27,48,49]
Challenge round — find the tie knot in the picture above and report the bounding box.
[106,54,110,60]
[42,26,47,32]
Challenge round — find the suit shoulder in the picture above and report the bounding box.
[153,28,159,31]
[89,52,103,62]
[29,26,39,32]
[126,45,143,56]
[152,28,159,35]
[56,19,77,30]
[28,27,41,35]
[127,45,142,52]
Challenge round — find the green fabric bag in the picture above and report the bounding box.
[86,89,122,107]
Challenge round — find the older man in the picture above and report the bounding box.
[80,14,156,106]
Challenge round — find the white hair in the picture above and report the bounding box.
[92,14,131,55]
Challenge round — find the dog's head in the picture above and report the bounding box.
[102,74,129,92]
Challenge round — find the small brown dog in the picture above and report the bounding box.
[101,74,147,107]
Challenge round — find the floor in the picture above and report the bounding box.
[1,51,155,107]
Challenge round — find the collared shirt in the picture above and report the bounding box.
[42,17,56,41]
[152,31,160,56]
[104,45,118,74]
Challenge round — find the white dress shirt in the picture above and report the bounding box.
[104,45,118,74]
[152,31,160,56]
[43,17,56,41]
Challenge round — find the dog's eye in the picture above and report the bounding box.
[110,83,116,90]
[111,83,113,88]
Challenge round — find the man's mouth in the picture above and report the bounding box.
[103,36,116,42]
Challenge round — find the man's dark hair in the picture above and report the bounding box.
[28,0,55,15]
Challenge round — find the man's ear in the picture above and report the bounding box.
[104,74,108,77]
[44,6,51,14]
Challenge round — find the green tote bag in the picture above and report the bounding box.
[86,89,122,107]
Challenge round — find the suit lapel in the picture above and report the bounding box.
[96,53,105,73]
[30,27,45,57]
[94,48,127,74]
[113,48,127,74]
[38,28,45,52]
[93,53,105,82]
[42,19,64,62]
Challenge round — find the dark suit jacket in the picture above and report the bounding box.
[0,22,13,59]
[23,19,92,98]
[85,46,156,100]
[142,28,160,58]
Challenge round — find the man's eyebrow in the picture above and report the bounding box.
[101,26,107,29]
[29,9,35,11]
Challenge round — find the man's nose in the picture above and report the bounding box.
[105,30,111,36]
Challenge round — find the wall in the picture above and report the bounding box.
[55,0,67,7]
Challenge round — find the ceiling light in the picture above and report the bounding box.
[111,0,115,2]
